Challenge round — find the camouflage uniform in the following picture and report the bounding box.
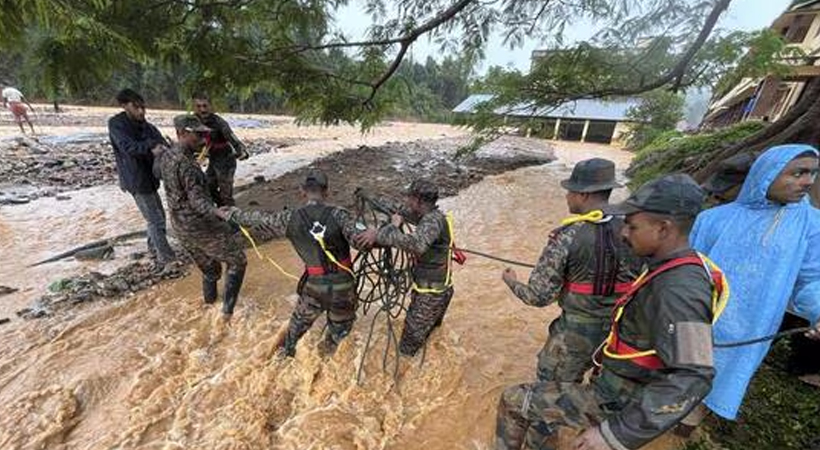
[158,137,247,315]
[199,113,247,207]
[504,217,642,382]
[496,249,716,450]
[230,195,362,356]
[376,207,453,356]
[496,175,717,450]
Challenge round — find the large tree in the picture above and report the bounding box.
[2,0,813,175]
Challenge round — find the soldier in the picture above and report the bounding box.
[157,115,247,321]
[218,170,362,357]
[496,174,727,450]
[501,158,642,383]
[355,179,455,357]
[192,93,250,207]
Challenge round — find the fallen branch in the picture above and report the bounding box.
[28,230,147,267]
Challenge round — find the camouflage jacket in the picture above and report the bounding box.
[376,207,451,285]
[504,216,642,320]
[596,248,715,450]
[199,113,246,155]
[230,200,361,271]
[158,145,231,237]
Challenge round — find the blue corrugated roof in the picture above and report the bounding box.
[452,94,641,121]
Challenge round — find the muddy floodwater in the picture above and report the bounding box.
[0,111,685,449]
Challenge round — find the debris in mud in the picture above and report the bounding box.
[0,135,295,203]
[0,318,9,325]
[0,285,18,297]
[236,136,555,215]
[18,261,189,319]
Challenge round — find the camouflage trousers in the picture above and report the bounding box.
[536,313,609,383]
[179,231,247,279]
[495,381,606,450]
[206,151,237,207]
[283,274,358,356]
[496,368,640,450]
[399,286,454,356]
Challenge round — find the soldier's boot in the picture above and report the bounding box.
[221,267,245,318]
[319,319,354,356]
[202,276,218,305]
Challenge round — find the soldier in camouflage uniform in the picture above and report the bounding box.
[219,170,363,357]
[356,179,455,357]
[193,93,250,207]
[496,175,723,450]
[157,115,248,320]
[502,158,642,383]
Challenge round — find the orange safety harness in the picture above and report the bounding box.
[600,253,729,370]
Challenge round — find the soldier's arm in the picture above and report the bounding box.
[216,115,246,153]
[361,192,415,224]
[181,164,219,217]
[599,268,715,450]
[333,207,367,250]
[503,228,570,307]
[230,208,292,238]
[375,212,440,255]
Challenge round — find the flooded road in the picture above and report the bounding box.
[0,143,690,450]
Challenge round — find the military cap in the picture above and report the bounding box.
[560,158,622,193]
[303,169,328,188]
[702,152,755,195]
[606,174,704,217]
[173,114,210,133]
[405,179,439,203]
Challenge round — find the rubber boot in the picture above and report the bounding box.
[202,276,218,305]
[221,267,245,316]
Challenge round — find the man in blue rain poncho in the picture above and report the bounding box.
[691,144,820,420]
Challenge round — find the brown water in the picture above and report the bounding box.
[0,145,684,449]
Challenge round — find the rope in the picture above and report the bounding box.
[353,192,413,385]
[714,326,816,348]
[235,223,301,281]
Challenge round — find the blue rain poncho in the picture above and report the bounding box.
[690,144,820,420]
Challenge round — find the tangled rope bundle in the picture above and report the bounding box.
[351,191,414,384]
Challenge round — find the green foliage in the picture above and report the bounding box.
[625,90,685,150]
[0,0,776,130]
[626,121,766,189]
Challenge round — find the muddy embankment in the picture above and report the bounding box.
[9,136,555,322]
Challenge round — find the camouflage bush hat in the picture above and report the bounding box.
[405,179,439,203]
[606,174,704,217]
[173,114,210,132]
[560,158,622,193]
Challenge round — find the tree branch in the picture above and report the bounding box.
[537,0,733,103]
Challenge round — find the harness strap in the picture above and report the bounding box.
[412,212,455,294]
[601,254,728,370]
[565,282,633,295]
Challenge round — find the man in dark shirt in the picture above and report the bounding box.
[108,89,175,266]
[192,93,250,207]
[157,115,247,321]
[502,158,642,382]
[496,174,723,450]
